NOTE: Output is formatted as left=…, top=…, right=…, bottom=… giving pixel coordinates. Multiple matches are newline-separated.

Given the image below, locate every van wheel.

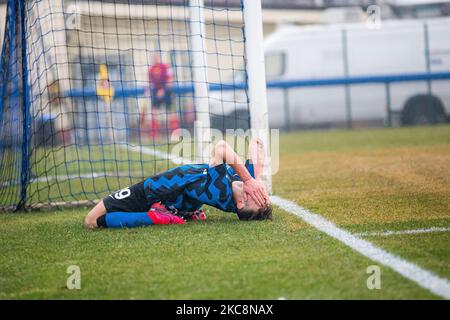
left=401, top=95, right=447, bottom=126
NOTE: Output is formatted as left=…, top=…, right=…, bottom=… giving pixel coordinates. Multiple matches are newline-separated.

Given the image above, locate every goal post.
left=189, top=0, right=211, bottom=164
left=243, top=0, right=271, bottom=192
left=0, top=0, right=271, bottom=211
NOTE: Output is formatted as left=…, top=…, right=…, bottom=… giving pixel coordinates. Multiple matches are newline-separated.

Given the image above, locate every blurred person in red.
left=149, top=53, right=173, bottom=111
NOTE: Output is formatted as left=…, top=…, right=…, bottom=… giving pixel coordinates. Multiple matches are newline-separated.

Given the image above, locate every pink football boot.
left=177, top=209, right=207, bottom=221
left=148, top=203, right=185, bottom=225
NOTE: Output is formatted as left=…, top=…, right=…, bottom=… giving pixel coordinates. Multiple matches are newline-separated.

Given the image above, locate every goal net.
left=0, top=0, right=269, bottom=211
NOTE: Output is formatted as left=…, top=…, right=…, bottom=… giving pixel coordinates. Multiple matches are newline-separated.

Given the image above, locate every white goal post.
left=190, top=0, right=212, bottom=164
left=191, top=0, right=272, bottom=191
left=243, top=0, right=272, bottom=192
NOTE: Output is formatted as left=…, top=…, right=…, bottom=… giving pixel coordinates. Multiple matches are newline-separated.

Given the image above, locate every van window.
left=265, top=52, right=285, bottom=79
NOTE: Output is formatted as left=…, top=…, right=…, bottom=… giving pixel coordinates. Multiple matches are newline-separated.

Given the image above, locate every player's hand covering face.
left=232, top=181, right=269, bottom=212
left=243, top=178, right=269, bottom=207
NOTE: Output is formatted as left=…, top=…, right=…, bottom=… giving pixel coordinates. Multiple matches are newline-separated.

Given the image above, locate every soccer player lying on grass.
left=84, top=139, right=272, bottom=229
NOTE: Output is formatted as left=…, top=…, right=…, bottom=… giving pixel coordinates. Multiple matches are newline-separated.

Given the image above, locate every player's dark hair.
left=237, top=204, right=272, bottom=221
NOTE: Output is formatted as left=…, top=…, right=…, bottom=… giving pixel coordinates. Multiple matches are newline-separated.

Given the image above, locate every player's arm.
left=211, top=140, right=268, bottom=206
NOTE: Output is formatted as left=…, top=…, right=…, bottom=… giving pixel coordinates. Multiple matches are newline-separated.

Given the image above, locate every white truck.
left=210, top=17, right=450, bottom=130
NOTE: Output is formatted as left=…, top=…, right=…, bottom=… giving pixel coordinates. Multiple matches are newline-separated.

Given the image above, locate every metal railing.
left=66, top=70, right=450, bottom=130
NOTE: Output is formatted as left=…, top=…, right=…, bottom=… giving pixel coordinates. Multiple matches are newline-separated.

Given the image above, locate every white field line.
left=270, top=196, right=450, bottom=299
left=355, top=227, right=450, bottom=237
left=1, top=171, right=142, bottom=188
left=123, top=144, right=194, bottom=165
left=124, top=144, right=450, bottom=299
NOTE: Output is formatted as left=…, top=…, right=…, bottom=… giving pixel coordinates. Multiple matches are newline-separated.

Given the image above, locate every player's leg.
left=151, top=88, right=160, bottom=109
left=84, top=200, right=151, bottom=229
left=84, top=200, right=107, bottom=229
left=85, top=182, right=151, bottom=229
left=85, top=182, right=185, bottom=229
left=164, top=87, right=172, bottom=110
left=85, top=204, right=185, bottom=230
left=247, top=138, right=265, bottom=180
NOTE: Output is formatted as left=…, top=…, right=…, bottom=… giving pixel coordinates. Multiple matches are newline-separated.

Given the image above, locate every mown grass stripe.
left=270, top=195, right=450, bottom=300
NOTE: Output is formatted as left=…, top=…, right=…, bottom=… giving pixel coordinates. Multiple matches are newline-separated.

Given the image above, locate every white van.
left=210, top=17, right=450, bottom=130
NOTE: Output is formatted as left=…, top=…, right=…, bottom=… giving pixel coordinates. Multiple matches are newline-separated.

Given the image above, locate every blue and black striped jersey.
left=143, top=163, right=251, bottom=213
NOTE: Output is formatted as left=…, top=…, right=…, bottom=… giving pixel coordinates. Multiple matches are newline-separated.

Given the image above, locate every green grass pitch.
left=0, top=125, right=449, bottom=299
